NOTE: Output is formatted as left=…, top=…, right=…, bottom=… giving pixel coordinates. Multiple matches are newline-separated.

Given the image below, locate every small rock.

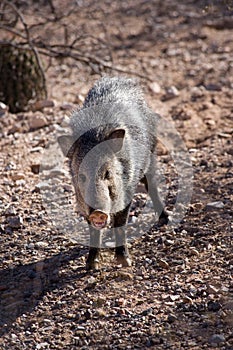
left=4, top=205, right=17, bottom=217
left=35, top=241, right=49, bottom=249
left=7, top=215, right=23, bottom=228
left=207, top=285, right=219, bottom=294
left=16, top=179, right=26, bottom=186
left=191, top=86, right=205, bottom=98
left=63, top=184, right=73, bottom=192
left=29, top=114, right=48, bottom=130
left=31, top=99, right=55, bottom=111
left=189, top=247, right=199, bottom=256
left=60, top=103, right=74, bottom=111
left=5, top=161, right=16, bottom=171
left=158, top=258, right=169, bottom=269
left=149, top=82, right=161, bottom=94
left=31, top=163, right=40, bottom=174
left=116, top=298, right=127, bottom=307
left=207, top=300, right=222, bottom=312
left=60, top=115, right=70, bottom=128
left=49, top=168, right=66, bottom=177
left=74, top=94, right=85, bottom=104
left=0, top=101, right=8, bottom=116
left=208, top=334, right=225, bottom=345
left=169, top=294, right=180, bottom=301
left=11, top=173, right=25, bottom=181
left=114, top=271, right=133, bottom=280
left=204, top=83, right=222, bottom=91
left=87, top=276, right=96, bottom=284
left=167, top=313, right=177, bottom=323
left=182, top=296, right=193, bottom=304
left=34, top=181, right=50, bottom=193
left=163, top=86, right=180, bottom=100
left=30, top=147, right=44, bottom=153
left=206, top=201, right=225, bottom=210
left=36, top=342, right=49, bottom=350
left=95, top=296, right=106, bottom=307
left=27, top=243, right=35, bottom=249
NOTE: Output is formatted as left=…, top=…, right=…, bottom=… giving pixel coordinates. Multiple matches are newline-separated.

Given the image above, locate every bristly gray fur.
left=83, top=76, right=146, bottom=109
left=70, top=76, right=159, bottom=147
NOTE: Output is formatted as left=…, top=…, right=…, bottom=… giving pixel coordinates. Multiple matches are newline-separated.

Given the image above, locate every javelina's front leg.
left=143, top=174, right=169, bottom=226
left=86, top=227, right=102, bottom=270
left=114, top=205, right=132, bottom=267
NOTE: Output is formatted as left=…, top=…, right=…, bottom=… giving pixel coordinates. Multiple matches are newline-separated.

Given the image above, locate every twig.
left=36, top=45, right=152, bottom=81
left=1, top=1, right=152, bottom=82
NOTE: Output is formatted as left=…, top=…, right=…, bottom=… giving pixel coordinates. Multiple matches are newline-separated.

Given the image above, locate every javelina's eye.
left=104, top=170, right=111, bottom=180
left=79, top=174, right=86, bottom=183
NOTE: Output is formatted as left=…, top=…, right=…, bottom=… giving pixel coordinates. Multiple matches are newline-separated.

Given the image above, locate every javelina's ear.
left=107, top=129, right=125, bottom=152
left=57, top=135, right=74, bottom=157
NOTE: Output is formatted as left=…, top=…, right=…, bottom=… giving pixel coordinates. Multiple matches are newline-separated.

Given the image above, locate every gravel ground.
left=0, top=1, right=232, bottom=349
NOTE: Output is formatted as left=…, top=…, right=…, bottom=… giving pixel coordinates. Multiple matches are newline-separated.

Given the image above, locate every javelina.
left=58, top=76, right=168, bottom=270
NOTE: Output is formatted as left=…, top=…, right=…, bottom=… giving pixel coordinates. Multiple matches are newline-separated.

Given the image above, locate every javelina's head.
left=58, top=127, right=126, bottom=230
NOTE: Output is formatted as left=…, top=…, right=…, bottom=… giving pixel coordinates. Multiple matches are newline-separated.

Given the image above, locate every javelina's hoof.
left=86, top=259, right=100, bottom=271
left=115, top=255, right=132, bottom=267
left=158, top=210, right=169, bottom=226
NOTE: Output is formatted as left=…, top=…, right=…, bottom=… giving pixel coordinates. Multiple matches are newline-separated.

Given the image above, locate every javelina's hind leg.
left=114, top=207, right=132, bottom=267
left=142, top=175, right=169, bottom=226
left=86, top=227, right=102, bottom=270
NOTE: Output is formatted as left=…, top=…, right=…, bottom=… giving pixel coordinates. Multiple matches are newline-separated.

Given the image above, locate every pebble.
left=167, top=313, right=177, bottom=323
left=35, top=241, right=49, bottom=249
left=28, top=243, right=35, bottom=249
left=163, top=86, right=180, bottom=100
left=34, top=181, right=51, bottom=192
left=31, top=163, right=40, bottom=174
left=28, top=114, right=48, bottom=130
left=4, top=205, right=17, bottom=216
left=191, top=86, right=205, bottom=98
left=30, top=147, right=44, bottom=153
left=0, top=101, right=8, bottom=116
left=206, top=201, right=225, bottom=210
left=15, top=179, right=26, bottom=186
left=207, top=285, right=219, bottom=294
left=60, top=115, right=71, bottom=128
left=36, top=342, right=50, bottom=350
left=11, top=173, right=25, bottom=181
left=31, top=99, right=55, bottom=111
left=5, top=161, right=16, bottom=171
left=158, top=258, right=169, bottom=269
left=189, top=247, right=199, bottom=256
left=149, top=81, right=161, bottom=94
left=207, top=300, right=222, bottom=312
left=87, top=276, right=96, bottom=284
left=49, top=168, right=67, bottom=177
left=74, top=94, right=85, bottom=104
left=7, top=215, right=23, bottom=228
left=204, top=83, right=222, bottom=91
left=60, top=103, right=74, bottom=111
left=208, top=334, right=225, bottom=345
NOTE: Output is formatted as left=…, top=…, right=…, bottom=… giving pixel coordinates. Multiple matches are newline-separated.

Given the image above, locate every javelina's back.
left=83, top=76, right=146, bottom=109
left=70, top=76, right=158, bottom=145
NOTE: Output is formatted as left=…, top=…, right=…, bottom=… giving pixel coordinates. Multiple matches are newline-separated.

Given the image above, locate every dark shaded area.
left=0, top=247, right=86, bottom=336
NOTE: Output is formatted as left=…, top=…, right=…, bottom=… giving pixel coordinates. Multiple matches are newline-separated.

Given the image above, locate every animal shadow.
left=0, top=247, right=87, bottom=336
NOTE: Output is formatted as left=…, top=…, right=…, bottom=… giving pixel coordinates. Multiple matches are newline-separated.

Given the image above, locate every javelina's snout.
left=88, top=210, right=109, bottom=230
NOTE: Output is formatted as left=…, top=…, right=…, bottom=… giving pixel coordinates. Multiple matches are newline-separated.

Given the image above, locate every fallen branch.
left=1, top=0, right=152, bottom=82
